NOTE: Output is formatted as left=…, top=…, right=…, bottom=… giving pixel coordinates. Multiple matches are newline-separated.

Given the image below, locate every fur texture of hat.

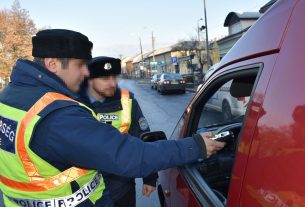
left=88, top=56, right=121, bottom=78
left=32, top=29, right=93, bottom=60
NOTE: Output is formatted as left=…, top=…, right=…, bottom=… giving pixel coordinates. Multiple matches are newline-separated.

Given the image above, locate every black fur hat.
left=88, top=56, right=121, bottom=78
left=32, top=29, right=93, bottom=60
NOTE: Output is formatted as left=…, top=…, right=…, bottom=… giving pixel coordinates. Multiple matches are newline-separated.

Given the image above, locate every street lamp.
left=197, top=18, right=206, bottom=55
left=197, top=18, right=206, bottom=77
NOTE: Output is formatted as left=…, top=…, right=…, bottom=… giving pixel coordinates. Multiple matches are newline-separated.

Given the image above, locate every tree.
left=172, top=38, right=211, bottom=72
left=211, top=40, right=220, bottom=64
left=0, top=0, right=37, bottom=79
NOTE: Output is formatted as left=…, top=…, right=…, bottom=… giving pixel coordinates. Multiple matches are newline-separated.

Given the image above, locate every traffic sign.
left=171, top=57, right=178, bottom=65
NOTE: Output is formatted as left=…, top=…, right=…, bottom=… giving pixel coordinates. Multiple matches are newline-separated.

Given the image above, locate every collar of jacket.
left=10, top=59, right=80, bottom=100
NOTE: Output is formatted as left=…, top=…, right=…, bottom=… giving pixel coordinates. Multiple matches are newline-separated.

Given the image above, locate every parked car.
left=206, top=80, right=249, bottom=121
left=197, top=63, right=220, bottom=91
left=203, top=63, right=220, bottom=82
left=158, top=1, right=305, bottom=206
left=151, top=73, right=161, bottom=89
left=196, top=64, right=248, bottom=120
left=157, top=73, right=185, bottom=94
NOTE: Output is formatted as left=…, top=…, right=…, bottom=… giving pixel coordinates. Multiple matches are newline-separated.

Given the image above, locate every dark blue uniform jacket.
left=79, top=87, right=158, bottom=201
left=0, top=60, right=205, bottom=206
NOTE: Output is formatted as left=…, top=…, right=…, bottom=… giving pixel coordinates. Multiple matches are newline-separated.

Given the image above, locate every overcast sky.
left=0, top=0, right=267, bottom=58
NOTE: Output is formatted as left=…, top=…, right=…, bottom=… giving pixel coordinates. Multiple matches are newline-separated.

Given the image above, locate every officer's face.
left=56, top=59, right=89, bottom=92
left=89, top=76, right=118, bottom=98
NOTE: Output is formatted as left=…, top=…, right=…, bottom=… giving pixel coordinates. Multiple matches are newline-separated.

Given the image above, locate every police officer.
left=80, top=56, right=158, bottom=207
left=0, top=29, right=225, bottom=207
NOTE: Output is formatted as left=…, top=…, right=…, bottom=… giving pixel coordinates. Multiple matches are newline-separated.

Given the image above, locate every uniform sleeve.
left=129, top=98, right=158, bottom=186
left=31, top=106, right=204, bottom=178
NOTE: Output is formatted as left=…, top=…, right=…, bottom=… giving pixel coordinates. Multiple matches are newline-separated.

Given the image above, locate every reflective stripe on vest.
left=8, top=173, right=102, bottom=207
left=119, top=89, right=131, bottom=134
left=0, top=92, right=95, bottom=192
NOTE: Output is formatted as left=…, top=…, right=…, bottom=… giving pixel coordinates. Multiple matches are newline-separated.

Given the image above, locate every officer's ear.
left=44, top=58, right=61, bottom=73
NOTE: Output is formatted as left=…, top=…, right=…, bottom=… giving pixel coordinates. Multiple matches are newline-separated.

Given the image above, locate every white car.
left=197, top=63, right=249, bottom=120
left=197, top=63, right=220, bottom=91
left=206, top=80, right=249, bottom=120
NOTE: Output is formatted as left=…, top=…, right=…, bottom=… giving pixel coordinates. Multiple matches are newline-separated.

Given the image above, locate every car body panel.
left=225, top=55, right=278, bottom=207
left=158, top=0, right=305, bottom=206
left=239, top=1, right=305, bottom=205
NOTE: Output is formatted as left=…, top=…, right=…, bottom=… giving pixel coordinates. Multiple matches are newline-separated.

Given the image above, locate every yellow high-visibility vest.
left=0, top=92, right=105, bottom=207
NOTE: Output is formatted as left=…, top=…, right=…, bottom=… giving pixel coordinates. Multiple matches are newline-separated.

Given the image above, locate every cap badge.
left=104, top=63, right=112, bottom=70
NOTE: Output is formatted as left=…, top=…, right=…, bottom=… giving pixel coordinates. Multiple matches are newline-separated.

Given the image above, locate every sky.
left=0, top=0, right=267, bottom=58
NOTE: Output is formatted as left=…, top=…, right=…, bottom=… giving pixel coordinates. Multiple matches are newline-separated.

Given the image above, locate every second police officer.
left=80, top=56, right=158, bottom=207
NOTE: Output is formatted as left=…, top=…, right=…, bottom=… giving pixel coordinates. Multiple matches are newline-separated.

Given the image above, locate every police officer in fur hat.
left=80, top=56, right=158, bottom=207
left=0, top=29, right=225, bottom=207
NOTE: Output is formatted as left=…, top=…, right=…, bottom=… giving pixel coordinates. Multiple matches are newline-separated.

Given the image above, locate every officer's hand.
left=200, top=132, right=226, bottom=158
left=142, top=184, right=156, bottom=197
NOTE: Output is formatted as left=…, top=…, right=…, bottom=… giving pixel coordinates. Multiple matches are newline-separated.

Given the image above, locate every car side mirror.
left=140, top=131, right=167, bottom=142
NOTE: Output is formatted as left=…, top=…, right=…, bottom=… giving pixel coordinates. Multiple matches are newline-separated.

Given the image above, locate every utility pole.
left=139, top=37, right=144, bottom=78
left=151, top=32, right=155, bottom=76
left=152, top=32, right=155, bottom=62
left=203, top=0, right=210, bottom=67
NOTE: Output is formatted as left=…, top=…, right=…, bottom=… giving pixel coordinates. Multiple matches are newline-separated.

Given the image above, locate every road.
left=118, top=79, right=194, bottom=207
left=0, top=79, right=195, bottom=207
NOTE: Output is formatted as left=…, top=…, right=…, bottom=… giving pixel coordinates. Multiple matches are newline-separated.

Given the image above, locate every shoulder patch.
left=138, top=117, right=148, bottom=131
left=0, top=115, right=18, bottom=154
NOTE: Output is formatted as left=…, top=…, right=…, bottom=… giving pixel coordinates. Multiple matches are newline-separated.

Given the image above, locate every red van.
left=158, top=0, right=305, bottom=206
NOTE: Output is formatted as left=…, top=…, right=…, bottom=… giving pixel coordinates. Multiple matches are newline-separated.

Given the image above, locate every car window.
left=198, top=80, right=250, bottom=128
left=162, top=73, right=182, bottom=80
left=187, top=66, right=261, bottom=205
left=169, top=73, right=182, bottom=80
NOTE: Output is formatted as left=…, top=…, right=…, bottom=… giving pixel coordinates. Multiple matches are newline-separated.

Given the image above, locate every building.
left=121, top=56, right=133, bottom=78
left=217, top=12, right=261, bottom=59
left=143, top=41, right=208, bottom=76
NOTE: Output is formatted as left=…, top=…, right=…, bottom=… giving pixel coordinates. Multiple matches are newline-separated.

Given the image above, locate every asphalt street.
left=118, top=79, right=195, bottom=207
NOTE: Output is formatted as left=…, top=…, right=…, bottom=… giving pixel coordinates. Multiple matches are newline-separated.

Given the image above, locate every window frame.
left=178, top=63, right=263, bottom=206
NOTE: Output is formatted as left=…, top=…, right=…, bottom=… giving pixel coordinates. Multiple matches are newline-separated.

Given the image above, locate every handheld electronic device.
left=211, top=131, right=234, bottom=142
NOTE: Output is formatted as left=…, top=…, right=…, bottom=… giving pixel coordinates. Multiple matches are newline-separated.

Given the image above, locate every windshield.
left=163, top=73, right=183, bottom=80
